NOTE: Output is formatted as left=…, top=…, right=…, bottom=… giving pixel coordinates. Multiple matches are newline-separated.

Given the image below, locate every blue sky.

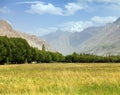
left=0, top=0, right=120, bottom=36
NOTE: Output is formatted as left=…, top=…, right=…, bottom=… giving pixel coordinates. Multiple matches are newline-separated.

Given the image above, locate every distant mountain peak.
left=42, top=17, right=120, bottom=55
left=0, top=19, right=54, bottom=52
left=0, top=19, right=12, bottom=31
left=114, top=17, right=120, bottom=24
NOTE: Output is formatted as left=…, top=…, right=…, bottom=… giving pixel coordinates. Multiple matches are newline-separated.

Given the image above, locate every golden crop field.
left=0, top=63, right=120, bottom=95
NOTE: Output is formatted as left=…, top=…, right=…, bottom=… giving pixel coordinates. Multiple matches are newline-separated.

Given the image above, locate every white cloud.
left=57, top=16, right=117, bottom=32
left=18, top=1, right=85, bottom=16
left=32, top=21, right=93, bottom=36
left=64, top=3, right=84, bottom=16
left=0, top=7, right=10, bottom=14
left=26, top=2, right=63, bottom=15
left=16, top=0, right=120, bottom=17
left=35, top=21, right=91, bottom=35
left=91, top=16, right=117, bottom=25
left=34, top=16, right=118, bottom=36
left=58, top=21, right=93, bottom=32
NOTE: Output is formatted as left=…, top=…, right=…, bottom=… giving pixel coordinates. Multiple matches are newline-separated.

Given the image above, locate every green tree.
left=42, top=44, right=45, bottom=51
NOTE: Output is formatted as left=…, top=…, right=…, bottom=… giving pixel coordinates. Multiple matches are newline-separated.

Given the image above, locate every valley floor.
left=0, top=63, right=120, bottom=95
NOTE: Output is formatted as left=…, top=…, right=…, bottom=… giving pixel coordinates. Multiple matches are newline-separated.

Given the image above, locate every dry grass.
left=0, top=63, right=120, bottom=95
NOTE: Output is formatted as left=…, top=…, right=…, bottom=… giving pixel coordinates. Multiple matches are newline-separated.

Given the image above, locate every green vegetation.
left=65, top=52, right=120, bottom=63
left=0, top=63, right=120, bottom=95
left=0, top=36, right=120, bottom=95
left=0, top=36, right=30, bottom=64
left=0, top=36, right=64, bottom=64
left=1, top=36, right=120, bottom=65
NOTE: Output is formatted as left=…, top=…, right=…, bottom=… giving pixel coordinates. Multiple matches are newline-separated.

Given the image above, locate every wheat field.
left=0, top=63, right=120, bottom=95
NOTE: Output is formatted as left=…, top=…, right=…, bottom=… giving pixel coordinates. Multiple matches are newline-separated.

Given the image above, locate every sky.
left=0, top=0, right=120, bottom=36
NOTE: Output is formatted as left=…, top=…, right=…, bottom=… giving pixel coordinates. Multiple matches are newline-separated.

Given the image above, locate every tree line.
left=65, top=52, right=120, bottom=63
left=0, top=36, right=64, bottom=65
left=0, top=36, right=120, bottom=65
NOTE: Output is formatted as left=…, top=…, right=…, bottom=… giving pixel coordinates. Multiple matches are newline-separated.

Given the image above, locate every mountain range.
left=42, top=17, right=120, bottom=55
left=1, top=18, right=120, bottom=56
left=0, top=20, right=54, bottom=52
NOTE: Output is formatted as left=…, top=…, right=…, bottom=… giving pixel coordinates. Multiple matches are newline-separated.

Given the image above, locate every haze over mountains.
left=42, top=17, right=120, bottom=55
left=1, top=17, right=120, bottom=56
left=0, top=20, right=54, bottom=52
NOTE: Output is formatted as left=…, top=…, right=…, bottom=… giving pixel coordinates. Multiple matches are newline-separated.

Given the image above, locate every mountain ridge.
left=78, top=17, right=120, bottom=55
left=0, top=19, right=54, bottom=52
left=42, top=17, right=120, bottom=55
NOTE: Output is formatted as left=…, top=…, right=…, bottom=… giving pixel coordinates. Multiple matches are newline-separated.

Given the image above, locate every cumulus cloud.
left=18, top=1, right=85, bottom=16
left=0, top=6, right=10, bottom=14
left=91, top=16, right=117, bottom=25
left=64, top=3, right=84, bottom=16
left=36, top=21, right=93, bottom=35
left=35, top=16, right=118, bottom=35
left=58, top=21, right=93, bottom=32
left=33, top=21, right=94, bottom=36
left=26, top=2, right=63, bottom=15
left=57, top=16, right=117, bottom=32
left=42, top=16, right=118, bottom=34
left=17, top=1, right=62, bottom=15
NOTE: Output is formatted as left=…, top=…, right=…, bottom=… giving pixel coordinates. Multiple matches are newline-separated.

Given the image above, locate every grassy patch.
left=0, top=63, right=120, bottom=95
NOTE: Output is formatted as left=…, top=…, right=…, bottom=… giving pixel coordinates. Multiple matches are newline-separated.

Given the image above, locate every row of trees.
left=65, top=52, right=120, bottom=63
left=1, top=36, right=120, bottom=65
left=0, top=36, right=64, bottom=64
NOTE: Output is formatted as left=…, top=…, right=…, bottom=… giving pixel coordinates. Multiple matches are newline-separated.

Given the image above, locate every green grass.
left=0, top=63, right=120, bottom=95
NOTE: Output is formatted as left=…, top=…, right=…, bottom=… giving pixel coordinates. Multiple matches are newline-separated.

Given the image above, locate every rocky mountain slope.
left=42, top=17, right=120, bottom=55
left=41, top=31, right=73, bottom=54
left=42, top=27, right=102, bottom=55
left=0, top=20, right=54, bottom=51
left=78, top=18, right=120, bottom=55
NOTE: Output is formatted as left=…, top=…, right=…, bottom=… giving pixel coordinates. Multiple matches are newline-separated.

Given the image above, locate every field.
left=0, top=63, right=120, bottom=95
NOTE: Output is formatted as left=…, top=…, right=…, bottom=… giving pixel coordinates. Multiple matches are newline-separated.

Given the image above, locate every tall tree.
left=42, top=44, right=45, bottom=52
